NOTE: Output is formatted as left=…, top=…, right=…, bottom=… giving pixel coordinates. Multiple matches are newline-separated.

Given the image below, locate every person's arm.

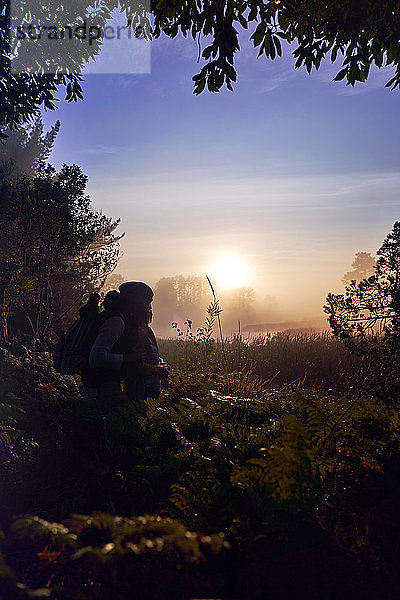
left=89, top=316, right=125, bottom=371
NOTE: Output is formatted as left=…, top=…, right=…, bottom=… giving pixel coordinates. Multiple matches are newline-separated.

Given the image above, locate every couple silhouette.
left=81, top=281, right=170, bottom=409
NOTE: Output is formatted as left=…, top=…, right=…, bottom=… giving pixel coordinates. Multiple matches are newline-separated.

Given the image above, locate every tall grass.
left=159, top=331, right=377, bottom=394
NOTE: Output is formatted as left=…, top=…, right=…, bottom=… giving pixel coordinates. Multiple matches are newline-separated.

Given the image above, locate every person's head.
left=103, top=290, right=121, bottom=313
left=88, top=292, right=101, bottom=305
left=79, top=292, right=100, bottom=319
left=118, top=282, right=154, bottom=326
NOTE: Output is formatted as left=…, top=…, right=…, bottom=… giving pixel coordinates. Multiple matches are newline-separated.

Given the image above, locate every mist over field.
left=44, top=33, right=399, bottom=338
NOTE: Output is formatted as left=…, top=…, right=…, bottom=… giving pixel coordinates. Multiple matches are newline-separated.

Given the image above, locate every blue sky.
left=43, top=30, right=400, bottom=319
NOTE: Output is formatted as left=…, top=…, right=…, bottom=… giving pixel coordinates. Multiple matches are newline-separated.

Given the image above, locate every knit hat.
left=118, top=281, right=154, bottom=304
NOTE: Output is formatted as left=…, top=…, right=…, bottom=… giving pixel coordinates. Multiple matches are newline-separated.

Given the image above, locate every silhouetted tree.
left=342, top=252, right=376, bottom=286
left=153, top=276, right=258, bottom=336
left=221, top=286, right=256, bottom=332
left=174, top=275, right=209, bottom=309
left=101, top=272, right=126, bottom=295
left=326, top=226, right=400, bottom=342
left=0, top=163, right=123, bottom=346
left=152, top=276, right=210, bottom=334
left=222, top=286, right=255, bottom=311
left=153, top=278, right=178, bottom=333
left=0, top=117, right=60, bottom=179
left=325, top=222, right=400, bottom=397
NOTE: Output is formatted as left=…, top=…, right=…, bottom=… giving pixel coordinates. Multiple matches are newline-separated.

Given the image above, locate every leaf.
left=273, top=35, right=282, bottom=57
left=251, top=22, right=267, bottom=47
left=333, top=68, right=348, bottom=81
left=385, top=74, right=399, bottom=89
left=193, top=77, right=206, bottom=95
left=238, top=14, right=248, bottom=29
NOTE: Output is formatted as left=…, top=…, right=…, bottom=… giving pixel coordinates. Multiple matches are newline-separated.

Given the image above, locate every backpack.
left=53, top=293, right=101, bottom=375
left=53, top=318, right=100, bottom=375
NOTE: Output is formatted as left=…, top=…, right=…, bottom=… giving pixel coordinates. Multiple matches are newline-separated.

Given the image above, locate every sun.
left=209, top=255, right=250, bottom=289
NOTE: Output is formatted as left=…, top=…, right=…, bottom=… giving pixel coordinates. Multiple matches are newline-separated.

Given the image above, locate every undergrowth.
left=1, top=347, right=400, bottom=597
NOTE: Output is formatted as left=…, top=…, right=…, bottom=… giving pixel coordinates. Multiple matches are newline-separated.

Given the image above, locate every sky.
left=43, top=26, right=400, bottom=321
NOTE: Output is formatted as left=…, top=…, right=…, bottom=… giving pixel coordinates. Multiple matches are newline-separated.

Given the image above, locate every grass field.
left=159, top=331, right=377, bottom=394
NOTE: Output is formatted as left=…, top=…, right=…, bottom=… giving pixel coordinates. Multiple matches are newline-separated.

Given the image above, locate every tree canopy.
left=325, top=222, right=400, bottom=347
left=342, top=252, right=376, bottom=286
left=1, top=0, right=400, bottom=132
left=325, top=223, right=400, bottom=398
left=0, top=154, right=123, bottom=346
left=154, top=0, right=400, bottom=94
left=0, top=117, right=60, bottom=178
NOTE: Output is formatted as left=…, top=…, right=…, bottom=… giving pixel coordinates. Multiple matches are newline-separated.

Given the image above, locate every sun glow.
left=210, top=255, right=250, bottom=289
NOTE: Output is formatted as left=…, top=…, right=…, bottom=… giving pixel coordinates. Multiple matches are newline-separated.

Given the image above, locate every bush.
left=2, top=347, right=400, bottom=597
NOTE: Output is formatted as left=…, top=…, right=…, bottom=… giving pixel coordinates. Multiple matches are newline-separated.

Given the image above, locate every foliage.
left=0, top=161, right=123, bottom=346
left=2, top=244, right=400, bottom=595
left=325, top=222, right=400, bottom=399
left=172, top=298, right=222, bottom=373
left=100, top=272, right=126, bottom=296
left=0, top=117, right=60, bottom=179
left=0, top=0, right=149, bottom=135
left=1, top=345, right=400, bottom=596
left=153, top=0, right=400, bottom=94
left=326, top=222, right=400, bottom=340
left=2, top=0, right=400, bottom=131
left=0, top=513, right=228, bottom=599
left=195, top=299, right=222, bottom=371
left=342, top=252, right=376, bottom=286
